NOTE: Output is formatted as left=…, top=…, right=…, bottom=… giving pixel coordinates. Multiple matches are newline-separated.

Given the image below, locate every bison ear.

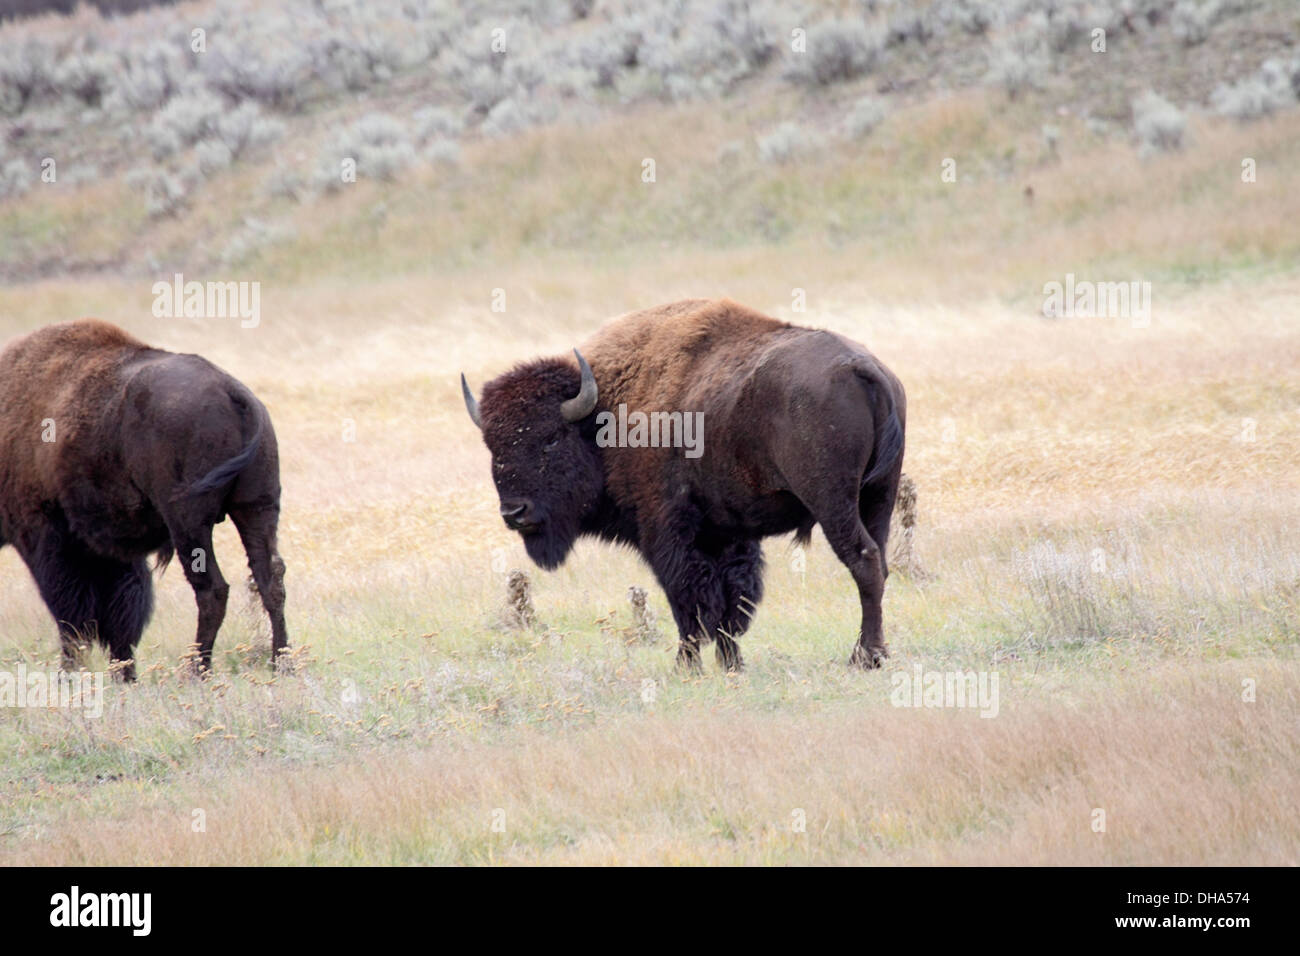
left=561, top=349, right=598, bottom=422
left=461, top=373, right=482, bottom=430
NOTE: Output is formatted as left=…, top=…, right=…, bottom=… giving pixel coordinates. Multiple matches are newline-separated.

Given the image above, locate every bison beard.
left=0, top=319, right=289, bottom=678
left=463, top=298, right=906, bottom=671
left=523, top=514, right=580, bottom=571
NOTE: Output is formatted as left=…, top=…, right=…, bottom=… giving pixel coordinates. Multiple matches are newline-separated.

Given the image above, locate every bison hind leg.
left=162, top=520, right=229, bottom=675
left=797, top=492, right=889, bottom=669
left=230, top=505, right=289, bottom=669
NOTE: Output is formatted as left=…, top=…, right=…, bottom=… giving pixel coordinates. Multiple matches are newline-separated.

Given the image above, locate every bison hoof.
left=849, top=644, right=888, bottom=670
left=715, top=646, right=744, bottom=673
left=675, top=647, right=703, bottom=674
left=109, top=659, right=137, bottom=683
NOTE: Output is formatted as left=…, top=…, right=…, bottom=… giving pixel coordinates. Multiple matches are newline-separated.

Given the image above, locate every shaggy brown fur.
left=464, top=298, right=906, bottom=670
left=0, top=319, right=288, bottom=678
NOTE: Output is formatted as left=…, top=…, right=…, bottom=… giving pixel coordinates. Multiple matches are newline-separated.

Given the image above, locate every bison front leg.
left=654, top=545, right=761, bottom=674
left=21, top=518, right=148, bottom=680
left=90, top=557, right=152, bottom=682
left=713, top=540, right=764, bottom=673
left=20, top=520, right=93, bottom=667
left=653, top=550, right=726, bottom=675
left=666, top=578, right=716, bottom=674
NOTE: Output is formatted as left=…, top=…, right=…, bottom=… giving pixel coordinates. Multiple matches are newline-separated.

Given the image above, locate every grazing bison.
left=461, top=298, right=905, bottom=670
left=0, top=319, right=288, bottom=679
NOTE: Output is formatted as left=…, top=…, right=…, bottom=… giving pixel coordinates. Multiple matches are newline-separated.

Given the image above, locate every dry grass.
left=3, top=660, right=1295, bottom=865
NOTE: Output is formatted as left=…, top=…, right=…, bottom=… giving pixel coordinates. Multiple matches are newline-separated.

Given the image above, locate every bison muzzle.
left=462, top=298, right=905, bottom=671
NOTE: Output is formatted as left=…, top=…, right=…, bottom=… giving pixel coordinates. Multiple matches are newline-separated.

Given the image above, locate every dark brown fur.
left=0, top=319, right=288, bottom=678
left=468, top=299, right=906, bottom=670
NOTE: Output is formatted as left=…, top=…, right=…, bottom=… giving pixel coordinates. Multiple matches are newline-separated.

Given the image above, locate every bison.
left=0, top=319, right=288, bottom=679
left=461, top=298, right=905, bottom=670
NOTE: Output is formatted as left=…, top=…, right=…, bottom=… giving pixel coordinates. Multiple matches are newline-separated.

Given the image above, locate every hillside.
left=1, top=0, right=1298, bottom=285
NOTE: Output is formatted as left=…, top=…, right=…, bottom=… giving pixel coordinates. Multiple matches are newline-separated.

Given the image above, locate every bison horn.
left=561, top=349, right=598, bottom=422
left=461, top=373, right=482, bottom=430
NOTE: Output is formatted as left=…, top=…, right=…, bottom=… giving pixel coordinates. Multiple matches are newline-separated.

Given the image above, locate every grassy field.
left=1, top=1, right=1299, bottom=865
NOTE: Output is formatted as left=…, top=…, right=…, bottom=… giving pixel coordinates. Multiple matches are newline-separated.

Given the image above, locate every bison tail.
left=154, top=542, right=175, bottom=572
left=854, top=361, right=904, bottom=488
left=188, top=399, right=263, bottom=497
left=793, top=517, right=815, bottom=547
left=864, top=405, right=903, bottom=487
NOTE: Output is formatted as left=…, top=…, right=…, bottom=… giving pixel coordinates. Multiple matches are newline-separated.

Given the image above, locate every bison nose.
left=500, top=500, right=533, bottom=530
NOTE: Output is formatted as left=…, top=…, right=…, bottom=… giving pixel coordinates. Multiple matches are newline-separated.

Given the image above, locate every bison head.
left=462, top=351, right=603, bottom=570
